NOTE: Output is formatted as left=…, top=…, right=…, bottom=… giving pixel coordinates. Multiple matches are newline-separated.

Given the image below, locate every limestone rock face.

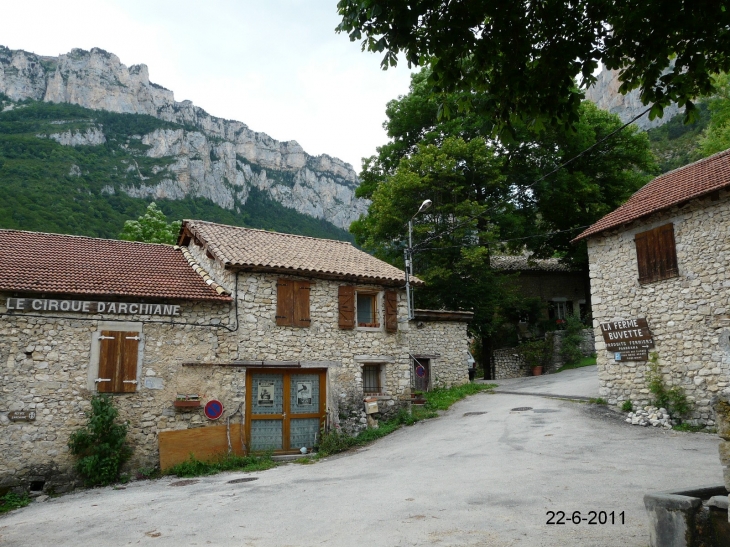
left=584, top=67, right=681, bottom=131
left=0, top=46, right=368, bottom=229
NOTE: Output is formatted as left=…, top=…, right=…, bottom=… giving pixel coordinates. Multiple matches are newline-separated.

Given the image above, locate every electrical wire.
left=411, top=106, right=652, bottom=252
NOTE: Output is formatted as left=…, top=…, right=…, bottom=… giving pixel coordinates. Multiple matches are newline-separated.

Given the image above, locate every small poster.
left=297, top=381, right=312, bottom=406
left=257, top=380, right=275, bottom=407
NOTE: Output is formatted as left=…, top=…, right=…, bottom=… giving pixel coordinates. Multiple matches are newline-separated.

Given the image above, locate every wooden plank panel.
left=98, top=331, right=120, bottom=393
left=276, top=280, right=293, bottom=326
left=158, top=425, right=245, bottom=471
left=121, top=332, right=139, bottom=393
left=384, top=290, right=398, bottom=333
left=338, top=286, right=355, bottom=329
left=293, top=281, right=311, bottom=328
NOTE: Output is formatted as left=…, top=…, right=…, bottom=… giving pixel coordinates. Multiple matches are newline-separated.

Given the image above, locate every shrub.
left=166, top=453, right=275, bottom=478
left=560, top=314, right=585, bottom=366
left=621, top=400, right=633, bottom=412
left=646, top=352, right=691, bottom=420
left=0, top=492, right=31, bottom=514
left=518, top=340, right=551, bottom=369
left=68, top=395, right=132, bottom=487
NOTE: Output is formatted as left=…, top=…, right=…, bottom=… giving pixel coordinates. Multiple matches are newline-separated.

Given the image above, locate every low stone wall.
left=493, top=348, right=530, bottom=379
left=494, top=328, right=595, bottom=379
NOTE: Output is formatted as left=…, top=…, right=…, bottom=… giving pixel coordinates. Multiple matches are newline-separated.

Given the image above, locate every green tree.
left=337, top=0, right=730, bottom=133
left=699, top=73, right=730, bottom=157
left=119, top=202, right=182, bottom=244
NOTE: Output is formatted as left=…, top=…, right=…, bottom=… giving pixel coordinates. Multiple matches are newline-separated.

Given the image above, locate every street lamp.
left=405, top=199, right=432, bottom=320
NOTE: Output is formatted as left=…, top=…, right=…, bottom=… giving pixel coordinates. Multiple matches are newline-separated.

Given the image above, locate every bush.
left=560, top=314, right=585, bottom=366
left=621, top=400, right=633, bottom=412
left=646, top=352, right=691, bottom=420
left=0, top=492, right=31, bottom=514
left=68, top=395, right=132, bottom=487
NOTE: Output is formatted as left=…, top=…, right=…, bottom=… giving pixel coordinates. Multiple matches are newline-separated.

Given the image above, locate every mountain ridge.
left=0, top=45, right=368, bottom=230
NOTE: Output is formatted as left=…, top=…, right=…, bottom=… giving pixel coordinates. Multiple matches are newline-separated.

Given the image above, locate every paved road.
left=489, top=365, right=600, bottom=399
left=0, top=391, right=721, bottom=547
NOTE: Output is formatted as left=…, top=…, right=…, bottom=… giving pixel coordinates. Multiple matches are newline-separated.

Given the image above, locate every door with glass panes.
left=245, top=369, right=326, bottom=454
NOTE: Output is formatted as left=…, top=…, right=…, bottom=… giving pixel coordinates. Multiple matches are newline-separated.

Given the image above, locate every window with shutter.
left=97, top=331, right=139, bottom=393
left=384, top=290, right=398, bottom=333
left=635, top=223, right=679, bottom=284
left=276, top=279, right=311, bottom=328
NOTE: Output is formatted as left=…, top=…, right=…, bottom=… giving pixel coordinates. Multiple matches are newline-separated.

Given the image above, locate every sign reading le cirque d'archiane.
left=5, top=297, right=181, bottom=316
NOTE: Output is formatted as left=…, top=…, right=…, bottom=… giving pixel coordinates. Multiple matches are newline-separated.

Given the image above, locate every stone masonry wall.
left=407, top=320, right=470, bottom=388
left=185, top=242, right=414, bottom=432
left=0, top=297, right=237, bottom=494
left=493, top=348, right=530, bottom=379
left=587, top=190, right=730, bottom=425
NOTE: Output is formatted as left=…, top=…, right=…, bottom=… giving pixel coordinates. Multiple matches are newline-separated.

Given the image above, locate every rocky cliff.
left=0, top=46, right=367, bottom=230
left=584, top=66, right=680, bottom=131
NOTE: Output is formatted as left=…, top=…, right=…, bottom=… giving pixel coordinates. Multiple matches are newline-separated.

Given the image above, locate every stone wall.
left=587, top=190, right=730, bottom=425
left=547, top=329, right=596, bottom=371
left=713, top=395, right=730, bottom=494
left=407, top=320, right=470, bottom=388
left=493, top=349, right=530, bottom=379
left=0, top=298, right=237, bottom=494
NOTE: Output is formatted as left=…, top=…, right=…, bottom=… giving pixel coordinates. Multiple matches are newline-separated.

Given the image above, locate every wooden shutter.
left=635, top=223, right=678, bottom=284
left=276, top=279, right=293, bottom=326
left=98, top=331, right=139, bottom=393
left=121, top=332, right=140, bottom=393
left=384, top=290, right=398, bottom=333
left=97, top=330, right=120, bottom=393
left=338, top=286, right=355, bottom=329
left=293, top=281, right=311, bottom=327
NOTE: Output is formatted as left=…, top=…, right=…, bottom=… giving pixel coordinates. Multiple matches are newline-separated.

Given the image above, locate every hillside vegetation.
left=0, top=97, right=353, bottom=242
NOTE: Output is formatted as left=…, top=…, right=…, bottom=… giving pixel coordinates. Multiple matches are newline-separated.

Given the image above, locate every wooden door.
left=245, top=369, right=326, bottom=454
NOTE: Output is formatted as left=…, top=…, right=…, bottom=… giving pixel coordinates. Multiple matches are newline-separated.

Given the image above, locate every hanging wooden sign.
left=8, top=410, right=36, bottom=421
left=600, top=318, right=654, bottom=361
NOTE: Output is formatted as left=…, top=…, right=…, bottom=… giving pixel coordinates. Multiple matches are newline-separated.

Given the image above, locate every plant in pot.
left=518, top=339, right=551, bottom=376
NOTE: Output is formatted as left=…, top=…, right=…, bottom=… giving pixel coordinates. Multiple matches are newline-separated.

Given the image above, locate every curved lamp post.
left=405, top=199, right=432, bottom=320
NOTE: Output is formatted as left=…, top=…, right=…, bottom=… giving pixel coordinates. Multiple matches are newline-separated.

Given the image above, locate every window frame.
left=362, top=363, right=385, bottom=395
left=355, top=291, right=380, bottom=329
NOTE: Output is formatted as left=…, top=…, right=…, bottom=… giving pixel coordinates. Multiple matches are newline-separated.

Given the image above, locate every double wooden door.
left=245, top=369, right=326, bottom=454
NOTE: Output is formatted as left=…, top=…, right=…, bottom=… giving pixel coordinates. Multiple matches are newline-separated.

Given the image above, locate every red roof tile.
left=574, top=148, right=730, bottom=241
left=181, top=220, right=418, bottom=286
left=0, top=230, right=231, bottom=301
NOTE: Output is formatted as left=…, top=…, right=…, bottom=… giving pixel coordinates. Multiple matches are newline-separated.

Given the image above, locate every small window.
left=635, top=223, right=679, bottom=284
left=96, top=331, right=139, bottom=393
left=357, top=293, right=379, bottom=327
left=362, top=364, right=383, bottom=394
left=548, top=301, right=573, bottom=321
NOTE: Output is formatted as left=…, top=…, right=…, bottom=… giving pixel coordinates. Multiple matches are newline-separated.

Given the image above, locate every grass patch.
left=0, top=492, right=31, bottom=514
left=317, top=383, right=496, bottom=458
left=165, top=452, right=277, bottom=478
left=556, top=355, right=597, bottom=373
left=672, top=423, right=707, bottom=433
left=588, top=397, right=608, bottom=405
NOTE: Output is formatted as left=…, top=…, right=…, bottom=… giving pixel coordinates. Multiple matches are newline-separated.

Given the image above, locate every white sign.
left=6, top=298, right=181, bottom=316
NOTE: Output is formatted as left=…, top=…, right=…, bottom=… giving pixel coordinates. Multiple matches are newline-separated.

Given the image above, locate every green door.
left=246, top=369, right=326, bottom=454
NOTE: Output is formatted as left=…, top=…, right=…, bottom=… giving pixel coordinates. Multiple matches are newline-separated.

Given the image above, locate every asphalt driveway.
left=0, top=390, right=721, bottom=547
left=488, top=365, right=600, bottom=399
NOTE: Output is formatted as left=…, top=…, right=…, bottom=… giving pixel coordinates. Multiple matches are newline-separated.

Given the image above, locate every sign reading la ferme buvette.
left=5, top=297, right=181, bottom=316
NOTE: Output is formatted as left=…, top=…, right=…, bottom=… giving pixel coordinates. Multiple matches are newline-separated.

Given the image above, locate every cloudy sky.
left=0, top=0, right=414, bottom=171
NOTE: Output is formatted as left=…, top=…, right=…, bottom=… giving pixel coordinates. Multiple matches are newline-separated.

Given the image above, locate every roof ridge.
left=645, top=147, right=730, bottom=184
left=185, top=219, right=354, bottom=246
left=0, top=228, right=176, bottom=249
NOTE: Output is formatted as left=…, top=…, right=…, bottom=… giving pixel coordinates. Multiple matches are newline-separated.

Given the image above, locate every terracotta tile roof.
left=0, top=229, right=231, bottom=301
left=574, top=148, right=730, bottom=241
left=181, top=220, right=417, bottom=286
left=490, top=255, right=575, bottom=272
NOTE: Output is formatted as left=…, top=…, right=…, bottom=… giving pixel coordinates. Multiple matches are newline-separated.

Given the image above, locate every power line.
left=415, top=224, right=590, bottom=251
left=411, top=106, right=652, bottom=251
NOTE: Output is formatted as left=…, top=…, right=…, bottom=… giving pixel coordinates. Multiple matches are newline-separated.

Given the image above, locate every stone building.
left=1, top=221, right=471, bottom=493
left=574, top=149, right=730, bottom=425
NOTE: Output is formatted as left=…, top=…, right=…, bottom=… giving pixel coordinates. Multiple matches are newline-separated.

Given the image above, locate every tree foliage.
left=119, top=202, right=181, bottom=245
left=337, top=0, right=730, bottom=133
left=699, top=73, right=730, bottom=157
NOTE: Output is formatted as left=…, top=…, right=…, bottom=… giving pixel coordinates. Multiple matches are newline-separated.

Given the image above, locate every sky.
left=0, top=0, right=415, bottom=172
